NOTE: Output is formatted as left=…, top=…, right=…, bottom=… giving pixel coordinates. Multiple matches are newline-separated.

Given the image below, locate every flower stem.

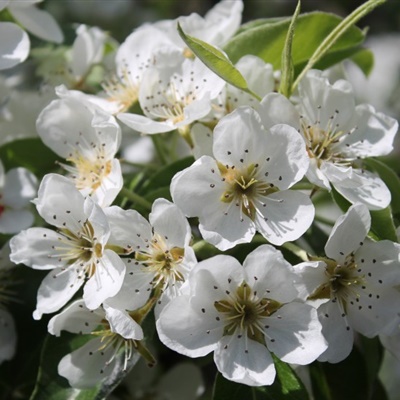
left=120, top=187, right=152, bottom=210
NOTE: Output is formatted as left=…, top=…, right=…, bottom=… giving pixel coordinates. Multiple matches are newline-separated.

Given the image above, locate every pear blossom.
left=259, top=70, right=397, bottom=210
left=294, top=204, right=400, bottom=363
left=103, top=198, right=197, bottom=316
left=36, top=96, right=122, bottom=207
left=156, top=245, right=327, bottom=386
left=118, top=58, right=225, bottom=136
left=9, top=174, right=128, bottom=319
left=0, top=159, right=37, bottom=234
left=0, top=243, right=17, bottom=365
left=171, top=106, right=314, bottom=250
left=48, top=299, right=142, bottom=388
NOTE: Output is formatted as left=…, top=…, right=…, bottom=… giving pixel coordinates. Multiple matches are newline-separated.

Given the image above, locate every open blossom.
left=171, top=106, right=314, bottom=250
left=118, top=58, right=225, bottom=136
left=157, top=245, right=327, bottom=386
left=259, top=70, right=397, bottom=210
left=48, top=299, right=142, bottom=388
left=10, top=174, right=128, bottom=319
left=36, top=96, right=122, bottom=207
left=0, top=159, right=37, bottom=234
left=294, top=204, right=400, bottom=363
left=103, top=198, right=197, bottom=316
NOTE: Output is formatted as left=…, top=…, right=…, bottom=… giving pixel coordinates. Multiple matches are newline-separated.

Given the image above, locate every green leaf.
left=177, top=23, right=260, bottom=100
left=0, top=138, right=60, bottom=177
left=138, top=156, right=194, bottom=196
left=212, top=373, right=254, bottom=400
left=309, top=362, right=333, bottom=400
left=364, top=158, right=400, bottom=215
left=256, top=356, right=310, bottom=400
left=349, top=48, right=374, bottom=76
left=293, top=0, right=385, bottom=89
left=279, top=1, right=301, bottom=98
left=370, top=207, right=397, bottom=241
left=224, top=12, right=366, bottom=70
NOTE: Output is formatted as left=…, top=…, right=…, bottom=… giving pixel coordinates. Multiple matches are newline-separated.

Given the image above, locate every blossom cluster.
left=2, top=0, right=400, bottom=397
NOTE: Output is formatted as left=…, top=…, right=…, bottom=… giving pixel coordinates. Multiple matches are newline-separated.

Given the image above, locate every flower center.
left=214, top=282, right=281, bottom=344
left=308, top=256, right=366, bottom=309
left=218, top=163, right=277, bottom=220
left=102, top=67, right=139, bottom=113
left=300, top=110, right=354, bottom=167
left=62, top=151, right=112, bottom=193
left=135, top=233, right=185, bottom=289
left=52, top=220, right=103, bottom=278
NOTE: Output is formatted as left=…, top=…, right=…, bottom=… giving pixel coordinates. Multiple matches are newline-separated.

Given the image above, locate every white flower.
left=118, top=58, right=225, bottom=135
left=10, top=174, right=127, bottom=318
left=294, top=203, right=400, bottom=363
left=0, top=22, right=29, bottom=70
left=36, top=96, right=122, bottom=207
left=48, top=299, right=142, bottom=388
left=258, top=70, right=397, bottom=210
left=0, top=159, right=37, bottom=234
left=171, top=106, right=314, bottom=250
left=156, top=245, right=327, bottom=386
left=104, top=198, right=197, bottom=316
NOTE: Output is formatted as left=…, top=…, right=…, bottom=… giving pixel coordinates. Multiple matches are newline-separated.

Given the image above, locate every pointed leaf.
left=177, top=23, right=259, bottom=98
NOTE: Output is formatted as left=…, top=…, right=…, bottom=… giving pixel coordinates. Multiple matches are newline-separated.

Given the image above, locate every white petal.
left=0, top=1, right=10, bottom=12
left=9, top=4, right=63, bottom=43
left=83, top=250, right=125, bottom=310
left=0, top=209, right=34, bottom=234
left=213, top=106, right=267, bottom=167
left=243, top=244, right=299, bottom=303
left=255, top=190, right=315, bottom=246
left=150, top=198, right=192, bottom=248
left=156, top=295, right=224, bottom=357
left=34, top=174, right=86, bottom=229
left=58, top=337, right=118, bottom=388
left=117, top=112, right=173, bottom=134
left=170, top=156, right=226, bottom=218
left=105, top=260, right=153, bottom=311
left=266, top=302, right=327, bottom=365
left=325, top=204, right=370, bottom=264
left=103, top=206, right=152, bottom=251
left=191, top=123, right=214, bottom=159
left=214, top=334, right=275, bottom=386
left=180, top=96, right=212, bottom=126
left=340, top=104, right=398, bottom=157
left=333, top=169, right=391, bottom=210
left=259, top=92, right=300, bottom=130
left=316, top=301, right=354, bottom=363
left=36, top=98, right=120, bottom=159
left=34, top=267, right=83, bottom=319
left=0, top=309, right=16, bottom=363
left=104, top=304, right=143, bottom=340
left=262, top=124, right=309, bottom=190
left=48, top=299, right=104, bottom=336
left=0, top=22, right=29, bottom=70
left=71, top=25, right=105, bottom=78
left=2, top=167, right=37, bottom=208
left=10, top=228, right=67, bottom=270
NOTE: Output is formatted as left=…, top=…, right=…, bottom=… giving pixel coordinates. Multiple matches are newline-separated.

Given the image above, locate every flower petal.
left=0, top=22, right=29, bottom=70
